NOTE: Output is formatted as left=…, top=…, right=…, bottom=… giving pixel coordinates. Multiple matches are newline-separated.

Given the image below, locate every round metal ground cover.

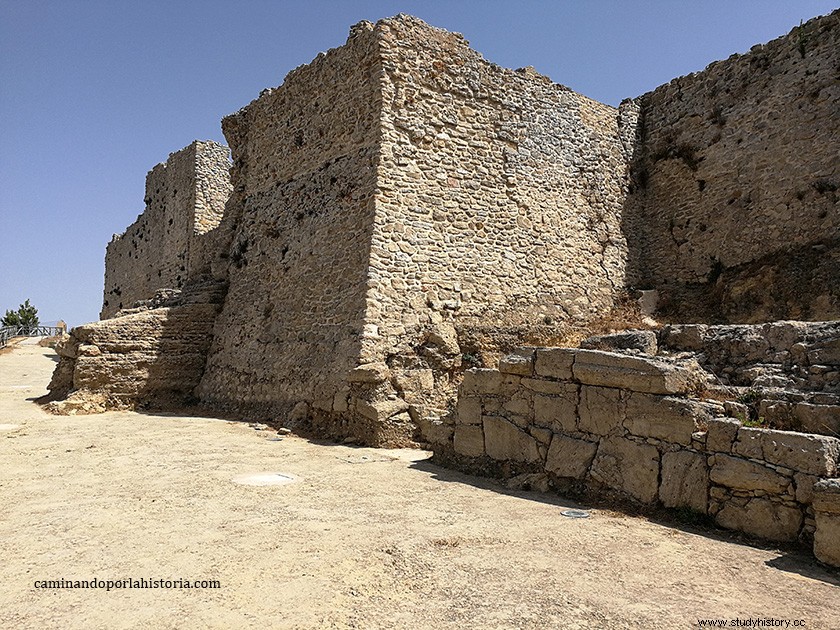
left=231, top=472, right=298, bottom=487
left=560, top=509, right=590, bottom=519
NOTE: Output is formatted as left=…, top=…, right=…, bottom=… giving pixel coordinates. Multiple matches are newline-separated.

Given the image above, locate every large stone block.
left=499, top=349, right=535, bottom=376
left=534, top=348, right=575, bottom=380
left=454, top=424, right=484, bottom=457
left=483, top=416, right=541, bottom=463
left=460, top=369, right=503, bottom=396
left=624, top=393, right=702, bottom=445
left=578, top=386, right=624, bottom=436
left=590, top=437, right=660, bottom=504
left=355, top=398, right=409, bottom=421
left=813, top=480, right=840, bottom=567
left=532, top=385, right=578, bottom=433
left=706, top=417, right=741, bottom=452
left=544, top=435, right=597, bottom=479
left=715, top=498, right=803, bottom=542
left=572, top=349, right=696, bottom=395
left=456, top=396, right=482, bottom=425
left=580, top=330, right=658, bottom=355
left=659, top=451, right=708, bottom=513
left=795, top=403, right=840, bottom=436
left=709, top=455, right=790, bottom=494
left=760, top=431, right=840, bottom=477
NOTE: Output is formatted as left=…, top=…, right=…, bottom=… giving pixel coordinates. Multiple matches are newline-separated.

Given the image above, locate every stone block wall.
left=101, top=140, right=231, bottom=318
left=436, top=347, right=840, bottom=565
left=624, top=11, right=840, bottom=322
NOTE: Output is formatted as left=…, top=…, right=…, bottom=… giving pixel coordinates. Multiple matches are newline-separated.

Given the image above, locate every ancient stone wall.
left=437, top=345, right=840, bottom=565
left=101, top=141, right=231, bottom=318
left=624, top=11, right=840, bottom=322
left=194, top=23, right=384, bottom=425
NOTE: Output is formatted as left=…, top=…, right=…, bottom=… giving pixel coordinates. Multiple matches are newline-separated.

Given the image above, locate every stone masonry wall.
left=624, top=11, right=840, bottom=322
left=437, top=347, right=840, bottom=565
left=101, top=141, right=231, bottom=319
left=194, top=23, right=384, bottom=434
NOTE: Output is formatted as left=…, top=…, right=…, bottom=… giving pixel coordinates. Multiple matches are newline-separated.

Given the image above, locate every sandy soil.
left=1, top=342, right=838, bottom=629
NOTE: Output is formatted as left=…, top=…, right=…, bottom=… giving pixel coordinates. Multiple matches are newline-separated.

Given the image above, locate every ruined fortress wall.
left=195, top=24, right=384, bottom=413
left=369, top=16, right=630, bottom=361
left=101, top=141, right=231, bottom=319
left=625, top=11, right=840, bottom=322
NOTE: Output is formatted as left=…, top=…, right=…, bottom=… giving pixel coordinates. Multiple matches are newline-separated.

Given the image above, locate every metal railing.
left=0, top=325, right=64, bottom=349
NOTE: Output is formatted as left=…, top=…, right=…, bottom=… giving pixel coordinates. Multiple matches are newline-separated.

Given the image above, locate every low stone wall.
left=434, top=347, right=840, bottom=566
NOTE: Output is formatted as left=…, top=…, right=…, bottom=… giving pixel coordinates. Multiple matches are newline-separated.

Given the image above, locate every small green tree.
left=2, top=299, right=40, bottom=333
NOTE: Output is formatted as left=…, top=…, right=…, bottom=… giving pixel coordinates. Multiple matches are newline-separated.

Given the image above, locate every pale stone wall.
left=624, top=10, right=840, bottom=322
left=194, top=23, right=384, bottom=424
left=101, top=141, right=231, bottom=318
left=440, top=346, right=840, bottom=565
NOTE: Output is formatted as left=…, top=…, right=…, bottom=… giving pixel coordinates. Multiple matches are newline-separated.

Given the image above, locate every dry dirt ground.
left=1, top=341, right=838, bottom=629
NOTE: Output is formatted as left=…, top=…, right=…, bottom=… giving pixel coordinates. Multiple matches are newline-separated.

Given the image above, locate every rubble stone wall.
left=194, top=24, right=384, bottom=426
left=624, top=12, right=840, bottom=322
left=101, top=141, right=231, bottom=319
left=436, top=347, right=840, bottom=565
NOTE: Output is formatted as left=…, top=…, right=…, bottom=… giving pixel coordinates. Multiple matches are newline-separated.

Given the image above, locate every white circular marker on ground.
left=0, top=424, right=21, bottom=431
left=231, top=472, right=298, bottom=486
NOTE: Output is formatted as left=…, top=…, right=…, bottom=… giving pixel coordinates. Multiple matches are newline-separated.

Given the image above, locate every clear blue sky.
left=1, top=0, right=836, bottom=327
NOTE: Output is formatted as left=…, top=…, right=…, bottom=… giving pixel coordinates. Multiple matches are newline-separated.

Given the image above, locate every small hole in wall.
left=697, top=180, right=706, bottom=192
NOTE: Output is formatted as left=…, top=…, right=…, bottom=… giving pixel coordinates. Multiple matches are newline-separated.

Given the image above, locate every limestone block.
left=532, top=385, right=578, bottom=433
left=659, top=451, right=709, bottom=513
left=347, top=362, right=390, bottom=383
left=794, top=472, right=819, bottom=505
left=460, top=369, right=503, bottom=396
left=578, top=386, right=624, bottom=437
left=425, top=419, right=454, bottom=446
left=709, top=455, right=790, bottom=494
left=580, top=330, right=658, bottom=355
left=503, top=393, right=531, bottom=418
left=355, top=398, right=409, bottom=421
left=732, top=427, right=766, bottom=459
left=499, top=349, right=535, bottom=376
left=760, top=431, right=840, bottom=477
left=590, top=437, right=660, bottom=504
left=572, top=349, right=695, bottom=395
left=624, top=393, right=701, bottom=446
left=813, top=511, right=840, bottom=568
left=456, top=396, right=482, bottom=425
left=521, top=378, right=575, bottom=395
left=715, top=498, right=803, bottom=542
left=534, top=348, right=575, bottom=380
left=454, top=425, right=484, bottom=458
left=706, top=417, right=741, bottom=452
left=813, top=479, right=840, bottom=515
left=544, top=435, right=597, bottom=479
left=795, top=403, right=840, bottom=436
left=483, top=416, right=541, bottom=463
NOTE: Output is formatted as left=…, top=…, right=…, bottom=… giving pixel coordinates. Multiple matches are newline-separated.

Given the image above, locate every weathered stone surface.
left=590, top=437, right=660, bottom=504
left=534, top=348, right=576, bottom=380
left=356, top=398, right=410, bottom=421
left=532, top=388, right=578, bottom=434
left=483, top=416, right=541, bottom=463
left=760, top=431, right=840, bottom=477
left=710, top=455, right=790, bottom=494
left=706, top=417, right=741, bottom=452
left=813, top=512, right=840, bottom=568
left=812, top=479, right=840, bottom=515
left=499, top=350, right=535, bottom=376
left=461, top=370, right=504, bottom=396
left=659, top=451, right=708, bottom=513
left=795, top=403, right=840, bottom=436
left=794, top=472, right=819, bottom=505
left=578, top=386, right=624, bottom=436
left=572, top=350, right=696, bottom=395
left=456, top=396, right=482, bottom=425
left=732, top=427, right=766, bottom=459
left=624, top=393, right=702, bottom=445
left=454, top=424, right=484, bottom=458
left=544, top=435, right=598, bottom=479
left=580, top=330, right=658, bottom=355
left=348, top=362, right=390, bottom=383
left=715, top=499, right=803, bottom=542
